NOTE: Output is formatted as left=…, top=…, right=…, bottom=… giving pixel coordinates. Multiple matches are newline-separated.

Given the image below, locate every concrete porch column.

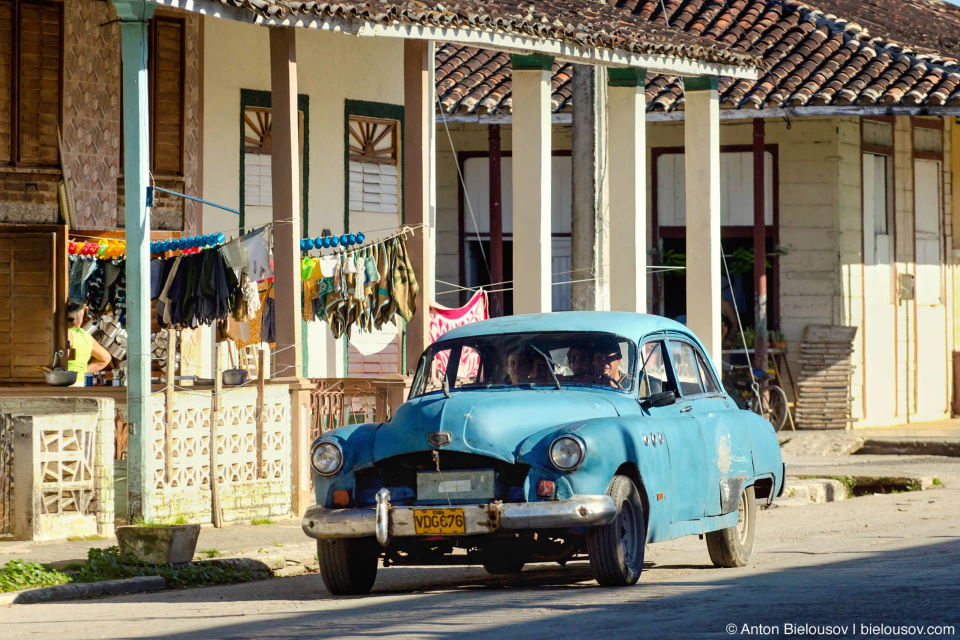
left=683, top=77, right=722, bottom=366
left=269, top=27, right=311, bottom=516
left=114, top=0, right=156, bottom=523
left=404, top=39, right=436, bottom=367
left=269, top=27, right=303, bottom=380
left=510, top=54, right=554, bottom=314
left=607, top=68, right=647, bottom=313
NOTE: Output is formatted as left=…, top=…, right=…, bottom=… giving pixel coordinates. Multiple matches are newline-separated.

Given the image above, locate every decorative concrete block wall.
left=147, top=386, right=292, bottom=524
left=2, top=398, right=114, bottom=540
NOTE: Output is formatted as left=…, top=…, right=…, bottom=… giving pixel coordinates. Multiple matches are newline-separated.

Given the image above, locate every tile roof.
left=436, top=0, right=960, bottom=115
left=205, top=0, right=760, bottom=68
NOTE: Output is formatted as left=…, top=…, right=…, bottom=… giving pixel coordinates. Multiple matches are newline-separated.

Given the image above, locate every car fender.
left=516, top=417, right=673, bottom=540
left=311, top=423, right=381, bottom=508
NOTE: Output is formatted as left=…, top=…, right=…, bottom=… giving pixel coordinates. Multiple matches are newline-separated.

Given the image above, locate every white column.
left=608, top=68, right=647, bottom=313
left=683, top=77, right=722, bottom=367
left=511, top=54, right=553, bottom=314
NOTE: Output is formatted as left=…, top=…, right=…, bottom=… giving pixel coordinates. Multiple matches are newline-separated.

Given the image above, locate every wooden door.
left=0, top=232, right=57, bottom=382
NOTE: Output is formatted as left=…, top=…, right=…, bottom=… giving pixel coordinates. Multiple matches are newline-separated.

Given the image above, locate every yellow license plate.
left=413, top=508, right=465, bottom=535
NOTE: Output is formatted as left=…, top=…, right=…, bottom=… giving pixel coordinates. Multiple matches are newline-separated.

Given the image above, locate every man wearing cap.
left=592, top=337, right=628, bottom=389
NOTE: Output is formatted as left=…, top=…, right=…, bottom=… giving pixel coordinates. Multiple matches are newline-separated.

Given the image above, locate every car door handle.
left=680, top=405, right=693, bottom=413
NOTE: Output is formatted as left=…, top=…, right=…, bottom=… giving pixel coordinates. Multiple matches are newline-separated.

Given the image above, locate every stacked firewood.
left=795, top=325, right=858, bottom=429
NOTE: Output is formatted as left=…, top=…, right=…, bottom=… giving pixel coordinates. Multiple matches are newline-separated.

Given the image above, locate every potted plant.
left=115, top=516, right=201, bottom=565
left=768, top=330, right=786, bottom=350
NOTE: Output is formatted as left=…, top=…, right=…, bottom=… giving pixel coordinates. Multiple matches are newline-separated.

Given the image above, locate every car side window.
left=669, top=340, right=704, bottom=397
left=638, top=341, right=673, bottom=399
left=695, top=351, right=721, bottom=394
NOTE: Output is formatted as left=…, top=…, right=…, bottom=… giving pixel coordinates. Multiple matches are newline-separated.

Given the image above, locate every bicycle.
left=722, top=365, right=790, bottom=432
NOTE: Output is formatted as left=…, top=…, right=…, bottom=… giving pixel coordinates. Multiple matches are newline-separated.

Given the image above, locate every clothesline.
left=435, top=264, right=686, bottom=297
left=300, top=224, right=422, bottom=260
left=435, top=276, right=600, bottom=297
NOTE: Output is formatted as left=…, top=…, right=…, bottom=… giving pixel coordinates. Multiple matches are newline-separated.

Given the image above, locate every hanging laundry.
left=392, top=236, right=419, bottom=322
left=222, top=226, right=273, bottom=282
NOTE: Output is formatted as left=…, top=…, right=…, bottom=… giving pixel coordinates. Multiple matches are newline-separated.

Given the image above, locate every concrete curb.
left=778, top=478, right=849, bottom=504
left=0, top=576, right=167, bottom=605
left=202, top=555, right=285, bottom=571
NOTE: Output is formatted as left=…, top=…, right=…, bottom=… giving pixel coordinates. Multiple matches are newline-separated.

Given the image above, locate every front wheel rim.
left=619, top=499, right=641, bottom=568
left=736, top=495, right=750, bottom=545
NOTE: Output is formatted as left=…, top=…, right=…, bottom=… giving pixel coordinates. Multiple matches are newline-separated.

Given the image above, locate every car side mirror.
left=641, top=390, right=676, bottom=409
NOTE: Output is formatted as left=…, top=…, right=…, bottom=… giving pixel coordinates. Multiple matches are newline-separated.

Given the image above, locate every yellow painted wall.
left=200, top=17, right=405, bottom=378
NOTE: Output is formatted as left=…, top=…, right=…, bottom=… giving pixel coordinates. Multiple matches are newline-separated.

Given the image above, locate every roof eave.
left=149, top=0, right=758, bottom=80
left=438, top=104, right=960, bottom=122
left=353, top=22, right=758, bottom=80
left=149, top=0, right=258, bottom=24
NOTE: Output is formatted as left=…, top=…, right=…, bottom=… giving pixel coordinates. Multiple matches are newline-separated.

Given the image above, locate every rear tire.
left=317, top=538, right=379, bottom=596
left=587, top=474, right=646, bottom=586
left=705, top=486, right=756, bottom=568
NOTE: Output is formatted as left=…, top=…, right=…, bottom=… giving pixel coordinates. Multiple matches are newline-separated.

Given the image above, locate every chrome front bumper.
left=302, top=490, right=617, bottom=546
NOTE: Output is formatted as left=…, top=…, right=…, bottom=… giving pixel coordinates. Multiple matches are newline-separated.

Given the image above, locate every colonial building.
left=433, top=0, right=960, bottom=427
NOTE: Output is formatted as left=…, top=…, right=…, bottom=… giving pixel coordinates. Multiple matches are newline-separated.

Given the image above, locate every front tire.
left=317, top=538, right=379, bottom=596
left=587, top=475, right=646, bottom=586
left=705, top=486, right=757, bottom=568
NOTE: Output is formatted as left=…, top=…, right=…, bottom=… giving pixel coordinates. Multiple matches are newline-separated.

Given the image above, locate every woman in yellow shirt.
left=67, top=303, right=111, bottom=377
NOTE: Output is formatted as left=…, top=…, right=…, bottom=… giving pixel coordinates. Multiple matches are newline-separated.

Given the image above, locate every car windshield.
left=410, top=331, right=637, bottom=397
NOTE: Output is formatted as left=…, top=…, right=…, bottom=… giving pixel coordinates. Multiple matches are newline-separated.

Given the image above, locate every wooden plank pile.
left=795, top=325, right=858, bottom=430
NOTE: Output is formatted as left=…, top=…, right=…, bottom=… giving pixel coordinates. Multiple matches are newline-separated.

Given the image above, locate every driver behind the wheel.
left=593, top=337, right=627, bottom=389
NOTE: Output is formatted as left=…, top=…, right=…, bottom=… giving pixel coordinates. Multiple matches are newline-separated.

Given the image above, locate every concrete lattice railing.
left=147, top=385, right=292, bottom=525
left=0, top=398, right=114, bottom=540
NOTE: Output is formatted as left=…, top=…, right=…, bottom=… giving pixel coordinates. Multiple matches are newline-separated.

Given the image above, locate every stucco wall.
left=200, top=18, right=405, bottom=378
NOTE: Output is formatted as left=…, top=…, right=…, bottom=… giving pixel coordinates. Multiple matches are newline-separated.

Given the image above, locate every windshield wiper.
left=530, top=345, right=562, bottom=390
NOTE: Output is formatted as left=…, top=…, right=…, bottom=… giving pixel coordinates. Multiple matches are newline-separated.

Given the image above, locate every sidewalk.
left=779, top=419, right=960, bottom=488
left=0, top=517, right=319, bottom=571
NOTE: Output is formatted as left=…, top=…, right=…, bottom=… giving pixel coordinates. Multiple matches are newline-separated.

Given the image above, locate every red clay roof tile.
left=439, top=0, right=960, bottom=114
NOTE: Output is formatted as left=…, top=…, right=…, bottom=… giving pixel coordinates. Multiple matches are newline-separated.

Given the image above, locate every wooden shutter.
left=0, top=1, right=12, bottom=165
left=151, top=16, right=184, bottom=175
left=0, top=233, right=56, bottom=381
left=17, top=1, right=60, bottom=166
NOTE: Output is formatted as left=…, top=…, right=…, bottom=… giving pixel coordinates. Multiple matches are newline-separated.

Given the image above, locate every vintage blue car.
left=302, top=312, right=785, bottom=595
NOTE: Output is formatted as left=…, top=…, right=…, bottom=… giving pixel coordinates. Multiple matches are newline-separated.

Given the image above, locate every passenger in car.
left=566, top=344, right=594, bottom=383
left=505, top=348, right=533, bottom=384
left=505, top=345, right=554, bottom=385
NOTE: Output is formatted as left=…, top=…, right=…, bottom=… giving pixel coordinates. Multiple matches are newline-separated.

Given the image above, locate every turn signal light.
left=333, top=490, right=351, bottom=508
left=536, top=480, right=555, bottom=497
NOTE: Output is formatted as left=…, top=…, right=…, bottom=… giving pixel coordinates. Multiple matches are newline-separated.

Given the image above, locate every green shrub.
left=0, top=560, right=70, bottom=593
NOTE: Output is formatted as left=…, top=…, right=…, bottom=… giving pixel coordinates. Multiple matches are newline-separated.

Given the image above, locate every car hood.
left=373, top=389, right=621, bottom=463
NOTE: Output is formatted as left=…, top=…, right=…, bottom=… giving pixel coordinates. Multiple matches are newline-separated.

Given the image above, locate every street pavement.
left=2, top=477, right=959, bottom=639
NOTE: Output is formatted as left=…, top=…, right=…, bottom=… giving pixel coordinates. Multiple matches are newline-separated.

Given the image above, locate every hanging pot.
left=108, top=343, right=127, bottom=361
left=222, top=369, right=248, bottom=386
left=44, top=350, right=77, bottom=387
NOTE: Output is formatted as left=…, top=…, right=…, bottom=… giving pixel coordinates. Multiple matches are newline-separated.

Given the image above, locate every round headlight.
left=311, top=441, right=343, bottom=476
left=550, top=435, right=585, bottom=471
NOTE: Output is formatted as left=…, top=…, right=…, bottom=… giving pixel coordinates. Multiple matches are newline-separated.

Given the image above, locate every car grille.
left=354, top=451, right=529, bottom=506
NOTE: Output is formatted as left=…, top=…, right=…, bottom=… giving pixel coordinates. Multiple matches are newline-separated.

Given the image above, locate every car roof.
left=439, top=311, right=691, bottom=343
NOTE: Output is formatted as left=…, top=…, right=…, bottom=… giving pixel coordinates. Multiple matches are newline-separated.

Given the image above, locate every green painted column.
left=113, top=0, right=156, bottom=522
